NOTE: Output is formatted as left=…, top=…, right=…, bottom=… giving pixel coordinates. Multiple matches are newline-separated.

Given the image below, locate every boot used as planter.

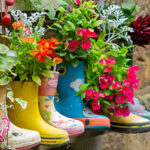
left=0, top=86, right=41, bottom=150
left=38, top=71, right=84, bottom=138
left=110, top=113, right=150, bottom=133
left=7, top=81, right=69, bottom=146
left=126, top=97, right=150, bottom=120
left=55, top=61, right=110, bottom=130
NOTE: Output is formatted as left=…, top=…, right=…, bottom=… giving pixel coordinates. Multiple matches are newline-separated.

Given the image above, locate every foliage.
left=0, top=44, right=16, bottom=85
left=96, top=4, right=134, bottom=50
left=50, top=0, right=103, bottom=66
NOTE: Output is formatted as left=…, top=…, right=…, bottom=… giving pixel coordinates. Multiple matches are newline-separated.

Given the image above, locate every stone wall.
left=101, top=1, right=150, bottom=150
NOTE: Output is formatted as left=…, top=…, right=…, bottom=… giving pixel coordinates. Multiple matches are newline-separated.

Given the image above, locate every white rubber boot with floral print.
left=0, top=86, right=41, bottom=150
left=38, top=72, right=84, bottom=137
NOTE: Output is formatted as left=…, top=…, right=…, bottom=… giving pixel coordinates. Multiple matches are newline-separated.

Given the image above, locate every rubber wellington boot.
left=39, top=72, right=84, bottom=137
left=110, top=113, right=150, bottom=133
left=7, top=82, right=69, bottom=145
left=0, top=86, right=41, bottom=149
left=55, top=61, right=110, bottom=130
left=127, top=97, right=150, bottom=120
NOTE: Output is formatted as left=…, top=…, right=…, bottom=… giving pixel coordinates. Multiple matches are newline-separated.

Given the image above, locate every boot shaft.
left=55, top=61, right=86, bottom=118
left=8, top=81, right=39, bottom=119
left=0, top=86, right=6, bottom=118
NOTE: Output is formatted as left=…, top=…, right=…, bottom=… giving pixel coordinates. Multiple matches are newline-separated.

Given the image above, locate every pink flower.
left=85, top=88, right=94, bottom=97
left=77, top=28, right=97, bottom=38
left=105, top=58, right=116, bottom=65
left=82, top=38, right=91, bottom=50
left=24, top=27, right=30, bottom=34
left=114, top=106, right=123, bottom=116
left=122, top=106, right=130, bottom=117
left=77, top=29, right=85, bottom=36
left=104, top=66, right=113, bottom=72
left=99, top=92, right=106, bottom=98
left=115, top=95, right=126, bottom=104
left=75, top=0, right=82, bottom=5
left=68, top=7, right=72, bottom=12
left=91, top=91, right=100, bottom=101
left=99, top=58, right=104, bottom=64
left=112, top=81, right=121, bottom=89
left=99, top=74, right=109, bottom=89
left=99, top=74, right=115, bottom=89
left=92, top=101, right=101, bottom=114
left=68, top=40, right=80, bottom=52
left=0, top=136, right=4, bottom=143
left=105, top=93, right=114, bottom=100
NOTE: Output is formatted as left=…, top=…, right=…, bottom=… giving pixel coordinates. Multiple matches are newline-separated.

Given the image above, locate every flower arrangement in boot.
left=2, top=10, right=69, bottom=145
left=50, top=0, right=103, bottom=66
left=0, top=44, right=41, bottom=149
left=77, top=38, right=139, bottom=117
left=3, top=10, right=63, bottom=85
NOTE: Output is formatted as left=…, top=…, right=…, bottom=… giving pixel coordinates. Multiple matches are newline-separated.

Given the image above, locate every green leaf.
left=121, top=2, right=135, bottom=10
left=41, top=70, right=54, bottom=78
left=32, top=75, right=41, bottom=85
left=56, top=0, right=67, bottom=5
left=47, top=6, right=56, bottom=20
left=70, top=53, right=76, bottom=59
left=0, top=44, right=9, bottom=54
left=57, top=6, right=65, bottom=13
left=15, top=98, right=28, bottom=110
left=59, top=52, right=67, bottom=57
left=72, top=59, right=79, bottom=68
left=0, top=75, right=10, bottom=85
left=92, top=20, right=103, bottom=28
left=7, top=91, right=14, bottom=102
left=64, top=21, right=75, bottom=31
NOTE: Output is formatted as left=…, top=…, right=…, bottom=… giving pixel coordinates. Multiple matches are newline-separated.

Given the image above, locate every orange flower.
left=38, top=46, right=50, bottom=57
left=30, top=50, right=38, bottom=56
left=53, top=56, right=63, bottom=64
left=51, top=37, right=63, bottom=45
left=20, top=37, right=35, bottom=43
left=12, top=21, right=23, bottom=28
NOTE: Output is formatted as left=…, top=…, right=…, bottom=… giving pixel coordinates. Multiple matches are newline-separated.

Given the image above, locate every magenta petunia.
left=68, top=40, right=81, bottom=52
left=112, top=81, right=121, bottom=89
left=115, top=94, right=126, bottom=104
left=82, top=38, right=91, bottom=50
left=105, top=93, right=114, bottom=100
left=91, top=90, right=100, bottom=101
left=113, top=106, right=123, bottom=116
left=92, top=101, right=101, bottom=114
left=75, top=0, right=82, bottom=5
left=104, top=66, right=113, bottom=73
left=122, top=106, right=130, bottom=117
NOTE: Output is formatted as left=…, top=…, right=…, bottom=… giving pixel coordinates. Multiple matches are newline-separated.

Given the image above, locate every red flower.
left=82, top=38, right=91, bottom=50
left=38, top=46, right=50, bottom=57
left=129, top=15, right=150, bottom=46
left=104, top=66, right=113, bottom=72
left=24, top=27, right=30, bottom=34
left=77, top=28, right=97, bottom=38
left=35, top=54, right=45, bottom=62
left=68, top=40, right=81, bottom=52
left=75, top=0, right=82, bottom=5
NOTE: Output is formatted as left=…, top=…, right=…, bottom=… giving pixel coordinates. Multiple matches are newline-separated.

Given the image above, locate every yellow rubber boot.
left=110, top=113, right=150, bottom=133
left=7, top=81, right=69, bottom=145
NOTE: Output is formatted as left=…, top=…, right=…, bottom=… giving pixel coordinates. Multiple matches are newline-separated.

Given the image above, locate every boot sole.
left=77, top=118, right=110, bottom=130
left=41, top=136, right=69, bottom=145
left=111, top=121, right=150, bottom=133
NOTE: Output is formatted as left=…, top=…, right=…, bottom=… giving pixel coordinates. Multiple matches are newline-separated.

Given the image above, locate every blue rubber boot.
left=127, top=97, right=150, bottom=120
left=54, top=61, right=110, bottom=130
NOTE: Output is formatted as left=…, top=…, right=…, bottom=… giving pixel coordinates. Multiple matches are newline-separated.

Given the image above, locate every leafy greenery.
left=0, top=44, right=16, bottom=85
left=50, top=0, right=103, bottom=66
